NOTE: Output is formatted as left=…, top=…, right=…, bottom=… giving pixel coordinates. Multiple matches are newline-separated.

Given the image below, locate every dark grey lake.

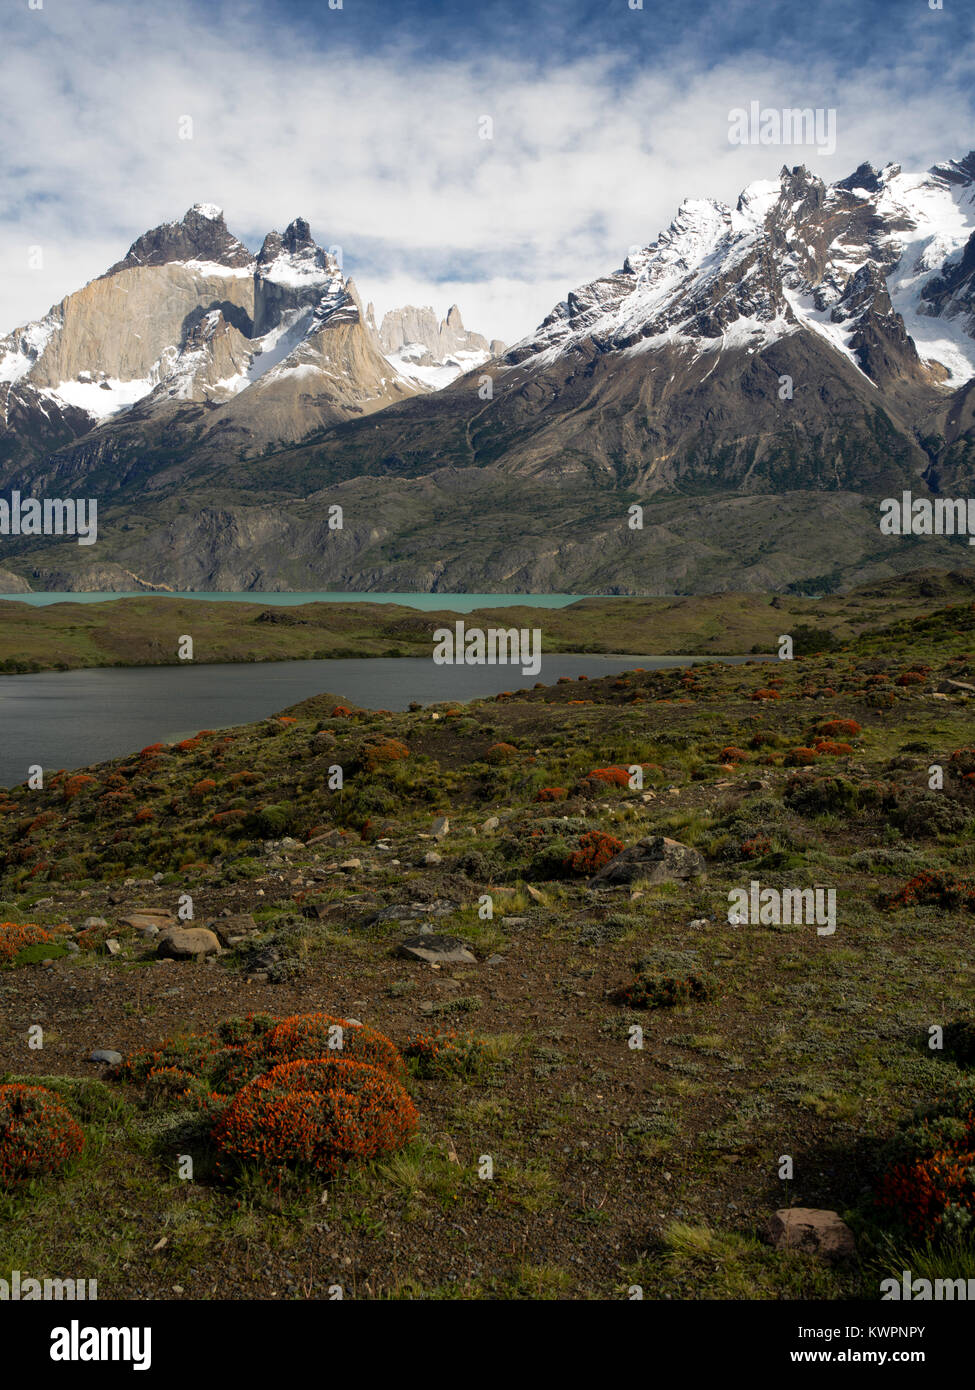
left=0, top=654, right=757, bottom=788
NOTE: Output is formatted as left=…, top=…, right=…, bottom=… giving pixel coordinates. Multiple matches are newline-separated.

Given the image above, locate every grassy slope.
left=0, top=596, right=974, bottom=1298
left=0, top=569, right=973, bottom=671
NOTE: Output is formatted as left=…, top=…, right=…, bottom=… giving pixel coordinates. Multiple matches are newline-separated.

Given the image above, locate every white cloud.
left=0, top=0, right=971, bottom=345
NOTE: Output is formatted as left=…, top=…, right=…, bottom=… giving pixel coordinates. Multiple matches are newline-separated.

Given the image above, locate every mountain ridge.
left=3, top=152, right=975, bottom=594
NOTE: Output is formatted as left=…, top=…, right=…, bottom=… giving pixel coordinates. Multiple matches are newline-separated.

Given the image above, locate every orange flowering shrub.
left=175, top=737, right=203, bottom=752
left=586, top=766, right=631, bottom=788
left=878, top=1148, right=975, bottom=1240
left=750, top=689, right=781, bottom=701
left=402, top=1030, right=484, bottom=1077
left=484, top=742, right=519, bottom=765
left=949, top=748, right=975, bottom=777
left=719, top=746, right=749, bottom=763
left=784, top=746, right=818, bottom=766
left=211, top=809, right=247, bottom=827
left=261, top=1013, right=406, bottom=1082
left=277, top=716, right=297, bottom=725
left=814, top=740, right=853, bottom=757
left=190, top=779, right=217, bottom=797
left=63, top=774, right=96, bottom=801
left=0, top=922, right=55, bottom=964
left=134, top=807, right=154, bottom=824
left=536, top=787, right=567, bottom=802
left=875, top=1097, right=975, bottom=1240
left=896, top=672, right=926, bottom=686
left=883, top=871, right=975, bottom=912
left=0, top=1083, right=84, bottom=1183
left=331, top=705, right=353, bottom=718
left=140, top=743, right=165, bottom=757
left=230, top=771, right=261, bottom=788
left=144, top=1066, right=198, bottom=1105
left=611, top=967, right=716, bottom=1009
left=565, top=831, right=624, bottom=876
left=211, top=1059, right=417, bottom=1179
left=741, top=835, right=772, bottom=858
left=360, top=738, right=410, bottom=772
left=817, top=719, right=861, bottom=738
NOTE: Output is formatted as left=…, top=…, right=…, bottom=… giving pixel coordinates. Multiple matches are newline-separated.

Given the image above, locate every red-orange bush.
left=0, top=922, right=56, bottom=963
left=817, top=719, right=861, bottom=738
left=0, top=1083, right=84, bottom=1183
left=719, top=746, right=749, bottom=763
left=211, top=1059, right=417, bottom=1178
left=586, top=766, right=631, bottom=787
left=785, top=746, right=819, bottom=766
left=261, top=1013, right=406, bottom=1081
left=62, top=774, right=96, bottom=801
left=883, top=871, right=975, bottom=912
left=565, top=831, right=624, bottom=876
left=536, top=787, right=567, bottom=802
left=402, top=1030, right=484, bottom=1076
left=360, top=738, right=410, bottom=772
left=750, top=689, right=781, bottom=701
left=484, top=742, right=519, bottom=765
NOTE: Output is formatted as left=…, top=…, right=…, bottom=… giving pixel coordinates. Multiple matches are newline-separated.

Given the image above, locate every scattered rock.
left=481, top=817, right=500, bottom=833
left=90, top=1049, right=122, bottom=1067
left=369, top=901, right=458, bottom=926
left=525, top=885, right=547, bottom=904
left=209, top=914, right=260, bottom=947
left=768, top=1208, right=855, bottom=1261
left=339, top=858, right=362, bottom=871
left=486, top=953, right=505, bottom=966
left=82, top=916, right=109, bottom=930
left=424, top=851, right=443, bottom=866
left=103, top=938, right=122, bottom=956
left=118, top=910, right=176, bottom=933
left=688, top=918, right=710, bottom=930
left=501, top=916, right=529, bottom=928
left=305, top=830, right=348, bottom=848
left=396, top=935, right=477, bottom=965
left=156, top=928, right=221, bottom=960
left=431, top=816, right=450, bottom=840
left=588, top=835, right=705, bottom=889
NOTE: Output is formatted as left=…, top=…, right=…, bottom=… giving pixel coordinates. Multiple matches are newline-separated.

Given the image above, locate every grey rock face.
left=396, top=935, right=477, bottom=965
left=588, top=835, right=706, bottom=889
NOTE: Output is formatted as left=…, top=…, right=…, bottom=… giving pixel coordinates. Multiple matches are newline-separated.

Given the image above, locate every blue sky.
left=1, top=0, right=972, bottom=342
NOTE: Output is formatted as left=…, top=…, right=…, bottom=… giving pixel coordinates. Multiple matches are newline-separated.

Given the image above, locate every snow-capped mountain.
left=0, top=206, right=499, bottom=472
left=5, top=154, right=975, bottom=596
left=368, top=302, right=506, bottom=389
left=507, top=154, right=975, bottom=388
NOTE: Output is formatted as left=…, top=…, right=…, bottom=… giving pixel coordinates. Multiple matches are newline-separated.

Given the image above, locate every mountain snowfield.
left=0, top=204, right=500, bottom=459
left=504, top=153, right=975, bottom=390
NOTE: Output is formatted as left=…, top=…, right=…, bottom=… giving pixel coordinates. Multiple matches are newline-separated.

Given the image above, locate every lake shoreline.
left=0, top=572, right=970, bottom=675
left=0, top=653, right=764, bottom=788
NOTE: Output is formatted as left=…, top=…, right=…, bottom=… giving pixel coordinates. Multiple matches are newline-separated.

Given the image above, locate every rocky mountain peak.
left=835, top=162, right=883, bottom=194
left=105, top=205, right=255, bottom=276
left=930, top=150, right=975, bottom=186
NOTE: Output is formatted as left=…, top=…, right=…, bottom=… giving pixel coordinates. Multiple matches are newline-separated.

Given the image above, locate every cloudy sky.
left=1, top=0, right=973, bottom=344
